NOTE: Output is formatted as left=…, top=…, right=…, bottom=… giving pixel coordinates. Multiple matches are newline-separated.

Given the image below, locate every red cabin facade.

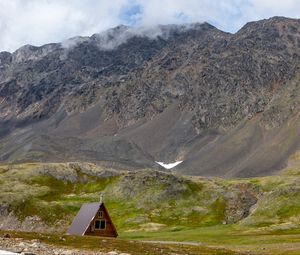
left=67, top=201, right=118, bottom=238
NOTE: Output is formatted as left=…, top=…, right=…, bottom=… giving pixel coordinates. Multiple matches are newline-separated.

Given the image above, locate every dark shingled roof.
left=67, top=202, right=100, bottom=235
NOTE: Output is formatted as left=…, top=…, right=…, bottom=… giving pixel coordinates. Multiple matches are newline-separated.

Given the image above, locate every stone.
left=61, top=251, right=74, bottom=255
left=3, top=233, right=11, bottom=238
left=107, top=251, right=119, bottom=255
left=30, top=242, right=40, bottom=248
left=18, top=242, right=27, bottom=248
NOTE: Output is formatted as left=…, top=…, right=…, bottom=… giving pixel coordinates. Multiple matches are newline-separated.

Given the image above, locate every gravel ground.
left=0, top=236, right=130, bottom=255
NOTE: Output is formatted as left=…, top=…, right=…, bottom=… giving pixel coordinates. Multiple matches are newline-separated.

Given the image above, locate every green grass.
left=2, top=162, right=300, bottom=232
left=0, top=230, right=244, bottom=255
left=120, top=225, right=300, bottom=254
left=3, top=227, right=300, bottom=255
left=2, top=162, right=300, bottom=254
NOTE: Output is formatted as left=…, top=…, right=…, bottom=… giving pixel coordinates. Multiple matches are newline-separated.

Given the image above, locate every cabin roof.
left=67, top=202, right=101, bottom=235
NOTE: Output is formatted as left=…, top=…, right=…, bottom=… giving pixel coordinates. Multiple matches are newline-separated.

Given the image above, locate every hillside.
left=1, top=152, right=300, bottom=235
left=1, top=152, right=300, bottom=254
left=0, top=17, right=300, bottom=177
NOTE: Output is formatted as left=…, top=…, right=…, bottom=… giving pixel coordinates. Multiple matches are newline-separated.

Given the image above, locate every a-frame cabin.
left=67, top=195, right=118, bottom=237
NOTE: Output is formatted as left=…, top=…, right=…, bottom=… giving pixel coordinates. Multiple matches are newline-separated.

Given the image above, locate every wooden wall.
left=84, top=204, right=118, bottom=237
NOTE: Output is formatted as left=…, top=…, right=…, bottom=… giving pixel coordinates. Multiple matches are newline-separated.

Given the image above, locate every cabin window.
left=95, top=220, right=106, bottom=230
left=99, top=211, right=103, bottom=218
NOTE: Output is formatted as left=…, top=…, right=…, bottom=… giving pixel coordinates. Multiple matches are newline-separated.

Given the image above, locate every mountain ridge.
left=0, top=16, right=300, bottom=177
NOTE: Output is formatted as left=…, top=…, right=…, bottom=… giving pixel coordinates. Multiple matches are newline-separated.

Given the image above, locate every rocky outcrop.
left=224, top=183, right=259, bottom=224
left=108, top=170, right=187, bottom=204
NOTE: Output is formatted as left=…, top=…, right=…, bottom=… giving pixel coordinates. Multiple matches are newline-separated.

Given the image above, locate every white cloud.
left=0, top=0, right=299, bottom=52
left=0, top=0, right=128, bottom=52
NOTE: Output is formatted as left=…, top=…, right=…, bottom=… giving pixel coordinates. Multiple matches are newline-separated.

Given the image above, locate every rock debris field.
left=0, top=236, right=130, bottom=255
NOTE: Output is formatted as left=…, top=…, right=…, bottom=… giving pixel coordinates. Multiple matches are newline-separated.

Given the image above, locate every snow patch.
left=0, top=251, right=19, bottom=255
left=156, top=161, right=183, bottom=169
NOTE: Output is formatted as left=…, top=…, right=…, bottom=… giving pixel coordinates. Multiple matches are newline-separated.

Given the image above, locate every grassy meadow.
left=1, top=158, right=300, bottom=254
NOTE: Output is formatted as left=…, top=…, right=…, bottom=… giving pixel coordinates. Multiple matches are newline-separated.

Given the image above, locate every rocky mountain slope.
left=1, top=17, right=300, bottom=177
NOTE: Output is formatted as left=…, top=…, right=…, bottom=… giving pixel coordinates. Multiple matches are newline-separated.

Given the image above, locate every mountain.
left=0, top=17, right=300, bottom=177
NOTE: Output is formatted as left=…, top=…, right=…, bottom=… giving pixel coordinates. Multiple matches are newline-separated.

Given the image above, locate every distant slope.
left=0, top=17, right=300, bottom=176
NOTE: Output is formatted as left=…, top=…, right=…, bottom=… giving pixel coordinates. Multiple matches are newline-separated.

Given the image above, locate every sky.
left=0, top=0, right=299, bottom=52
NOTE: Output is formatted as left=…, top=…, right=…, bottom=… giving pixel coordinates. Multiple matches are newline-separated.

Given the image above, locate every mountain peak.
left=237, top=16, right=300, bottom=34
left=0, top=17, right=300, bottom=177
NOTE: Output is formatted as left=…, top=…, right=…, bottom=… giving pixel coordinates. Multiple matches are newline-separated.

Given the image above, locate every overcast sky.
left=0, top=0, right=299, bottom=52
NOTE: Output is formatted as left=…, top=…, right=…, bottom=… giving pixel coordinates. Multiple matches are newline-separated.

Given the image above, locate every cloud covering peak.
left=0, top=0, right=299, bottom=52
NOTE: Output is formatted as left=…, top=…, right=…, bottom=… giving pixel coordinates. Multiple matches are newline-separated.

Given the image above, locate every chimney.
left=100, top=193, right=104, bottom=204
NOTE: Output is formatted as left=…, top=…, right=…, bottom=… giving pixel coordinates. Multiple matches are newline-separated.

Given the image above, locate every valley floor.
left=0, top=230, right=242, bottom=255
left=2, top=160, right=300, bottom=254
left=1, top=228, right=300, bottom=255
left=123, top=225, right=300, bottom=255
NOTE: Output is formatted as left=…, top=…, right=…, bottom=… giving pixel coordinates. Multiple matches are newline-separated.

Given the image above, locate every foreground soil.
left=0, top=230, right=246, bottom=255
left=2, top=229, right=300, bottom=255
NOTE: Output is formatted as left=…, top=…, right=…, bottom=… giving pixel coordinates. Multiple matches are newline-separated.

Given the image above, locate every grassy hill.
left=1, top=155, right=300, bottom=254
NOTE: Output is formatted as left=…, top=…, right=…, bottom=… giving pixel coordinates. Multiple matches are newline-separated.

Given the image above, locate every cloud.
left=69, top=23, right=201, bottom=51
left=0, top=0, right=299, bottom=52
left=0, top=0, right=128, bottom=52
